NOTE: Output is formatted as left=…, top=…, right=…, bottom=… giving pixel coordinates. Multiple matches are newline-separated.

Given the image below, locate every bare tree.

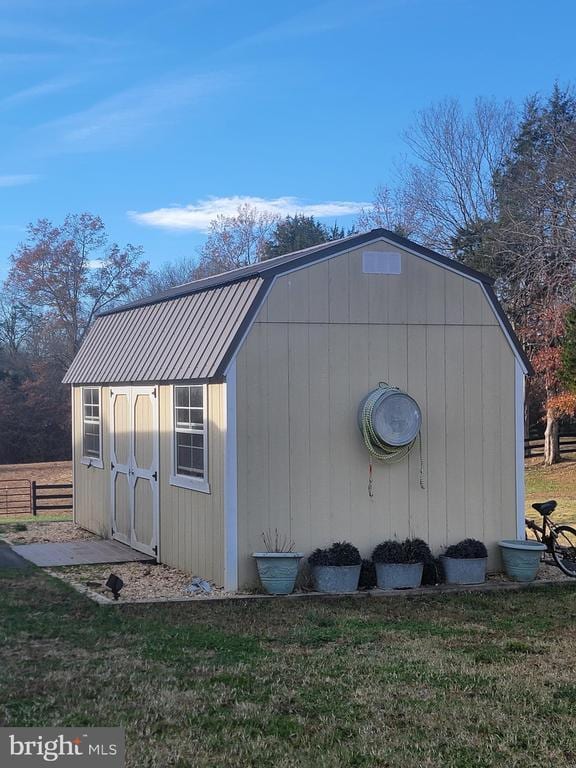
left=356, top=184, right=423, bottom=238
left=6, top=213, right=149, bottom=363
left=399, top=97, right=516, bottom=255
left=196, top=203, right=278, bottom=277
left=0, top=289, right=37, bottom=358
left=133, top=255, right=200, bottom=299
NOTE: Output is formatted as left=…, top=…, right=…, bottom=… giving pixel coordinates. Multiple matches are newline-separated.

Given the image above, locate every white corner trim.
left=224, top=357, right=238, bottom=592
left=71, top=388, right=76, bottom=525
left=515, top=359, right=526, bottom=538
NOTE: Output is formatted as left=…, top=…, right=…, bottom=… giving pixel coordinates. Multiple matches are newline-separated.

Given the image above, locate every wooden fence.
left=31, top=482, right=73, bottom=515
left=524, top=434, right=576, bottom=458
left=0, top=479, right=31, bottom=515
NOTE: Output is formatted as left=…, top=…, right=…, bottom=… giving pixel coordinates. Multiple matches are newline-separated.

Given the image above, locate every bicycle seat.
left=531, top=500, right=557, bottom=516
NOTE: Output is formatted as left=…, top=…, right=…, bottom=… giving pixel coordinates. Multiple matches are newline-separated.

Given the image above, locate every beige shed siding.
left=236, top=243, right=517, bottom=587
left=73, top=383, right=226, bottom=584
left=72, top=385, right=111, bottom=536
left=158, top=383, right=225, bottom=584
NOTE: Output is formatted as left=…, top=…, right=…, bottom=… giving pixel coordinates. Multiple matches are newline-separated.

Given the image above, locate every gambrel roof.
left=63, top=228, right=532, bottom=384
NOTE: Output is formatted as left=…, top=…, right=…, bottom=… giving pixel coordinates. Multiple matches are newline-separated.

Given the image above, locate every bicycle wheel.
left=552, top=526, right=576, bottom=576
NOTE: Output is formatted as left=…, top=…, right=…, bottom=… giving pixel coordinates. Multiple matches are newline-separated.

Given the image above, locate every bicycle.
left=525, top=500, right=576, bottom=577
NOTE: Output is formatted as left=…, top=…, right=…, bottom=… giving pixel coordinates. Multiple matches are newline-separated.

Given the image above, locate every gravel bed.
left=51, top=561, right=229, bottom=601
left=0, top=521, right=97, bottom=545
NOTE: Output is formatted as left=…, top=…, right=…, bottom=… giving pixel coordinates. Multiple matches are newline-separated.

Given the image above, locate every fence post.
left=31, top=481, right=37, bottom=516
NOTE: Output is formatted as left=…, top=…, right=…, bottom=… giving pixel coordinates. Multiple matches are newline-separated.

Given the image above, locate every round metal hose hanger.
left=358, top=383, right=424, bottom=492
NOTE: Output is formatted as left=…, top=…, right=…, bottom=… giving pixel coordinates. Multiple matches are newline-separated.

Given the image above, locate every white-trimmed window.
left=81, top=387, right=103, bottom=468
left=170, top=384, right=209, bottom=492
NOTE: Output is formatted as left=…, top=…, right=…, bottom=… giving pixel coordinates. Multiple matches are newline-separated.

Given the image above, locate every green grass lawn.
left=526, top=453, right=576, bottom=525
left=1, top=568, right=575, bottom=767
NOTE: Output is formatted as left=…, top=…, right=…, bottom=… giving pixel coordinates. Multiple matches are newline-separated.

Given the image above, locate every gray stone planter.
left=499, top=539, right=546, bottom=582
left=312, top=564, right=361, bottom=593
left=253, top=552, right=304, bottom=595
left=441, top=555, right=487, bottom=585
left=375, top=562, right=423, bottom=589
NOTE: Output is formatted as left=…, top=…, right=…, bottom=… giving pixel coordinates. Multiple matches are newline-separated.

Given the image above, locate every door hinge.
left=153, top=545, right=158, bottom=556
left=111, top=461, right=115, bottom=470
left=152, top=387, right=157, bottom=399
left=110, top=389, right=114, bottom=398
left=152, top=471, right=158, bottom=481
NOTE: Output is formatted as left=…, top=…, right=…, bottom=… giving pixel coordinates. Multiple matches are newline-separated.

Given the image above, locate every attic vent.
left=362, top=251, right=402, bottom=274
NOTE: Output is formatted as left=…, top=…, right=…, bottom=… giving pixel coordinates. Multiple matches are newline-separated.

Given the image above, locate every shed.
left=63, top=229, right=530, bottom=590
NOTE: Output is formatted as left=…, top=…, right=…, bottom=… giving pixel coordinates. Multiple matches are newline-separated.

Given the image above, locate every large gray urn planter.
left=312, top=564, right=361, bottom=593
left=375, top=562, right=423, bottom=589
left=253, top=552, right=304, bottom=595
left=499, top=539, right=546, bottom=582
left=440, top=556, right=487, bottom=585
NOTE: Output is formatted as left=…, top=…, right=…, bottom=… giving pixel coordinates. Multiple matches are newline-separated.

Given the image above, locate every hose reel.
left=358, top=382, right=424, bottom=492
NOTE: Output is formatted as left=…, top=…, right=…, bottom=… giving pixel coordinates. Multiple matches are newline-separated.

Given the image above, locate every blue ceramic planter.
left=499, top=540, right=546, bottom=582
left=253, top=552, right=303, bottom=594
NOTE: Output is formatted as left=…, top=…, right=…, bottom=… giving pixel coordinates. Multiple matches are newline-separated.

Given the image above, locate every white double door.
left=110, top=386, right=159, bottom=557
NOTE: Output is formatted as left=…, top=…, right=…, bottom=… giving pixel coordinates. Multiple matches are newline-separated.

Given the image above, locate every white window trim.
left=169, top=383, right=210, bottom=494
left=80, top=386, right=103, bottom=469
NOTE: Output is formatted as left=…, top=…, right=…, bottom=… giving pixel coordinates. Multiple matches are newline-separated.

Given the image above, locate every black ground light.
left=105, top=573, right=124, bottom=600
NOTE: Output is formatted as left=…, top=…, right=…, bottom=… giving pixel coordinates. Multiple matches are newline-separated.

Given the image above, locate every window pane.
left=175, top=386, right=190, bottom=407
left=192, top=433, right=204, bottom=449
left=192, top=447, right=204, bottom=472
left=189, top=408, right=203, bottom=427
left=189, top=386, right=203, bottom=408
left=175, top=407, right=191, bottom=428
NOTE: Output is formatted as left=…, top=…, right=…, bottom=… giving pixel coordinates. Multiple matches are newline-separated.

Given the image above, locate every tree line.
left=1, top=83, right=576, bottom=465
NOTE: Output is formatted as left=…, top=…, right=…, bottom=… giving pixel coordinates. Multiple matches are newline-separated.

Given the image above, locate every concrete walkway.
left=12, top=539, right=155, bottom=567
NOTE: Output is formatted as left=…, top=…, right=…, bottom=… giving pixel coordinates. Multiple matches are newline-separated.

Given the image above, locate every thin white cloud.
left=36, top=74, right=226, bottom=153
left=0, top=174, right=38, bottom=187
left=128, top=195, right=370, bottom=232
left=0, top=77, right=77, bottom=108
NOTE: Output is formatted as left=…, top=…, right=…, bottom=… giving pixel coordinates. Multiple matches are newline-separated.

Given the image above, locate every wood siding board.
left=387, top=326, right=410, bottom=540
left=445, top=326, right=466, bottom=544
left=463, top=281, right=484, bottom=325
left=328, top=324, right=351, bottom=541
left=482, top=327, right=503, bottom=566
left=328, top=254, right=349, bottom=323
left=287, top=269, right=310, bottom=323
left=500, top=336, right=517, bottom=542
left=308, top=324, right=332, bottom=549
left=463, top=327, right=484, bottom=543
left=367, top=325, right=391, bottom=542
left=307, top=262, right=329, bottom=323
left=288, top=323, right=311, bottom=551
left=407, top=325, right=429, bottom=541
left=266, top=276, right=289, bottom=322
left=266, top=323, right=291, bottom=537
left=348, top=324, right=372, bottom=553
left=426, top=267, right=446, bottom=325
left=425, top=326, right=447, bottom=552
left=348, top=250, right=369, bottom=324
left=444, top=272, right=465, bottom=325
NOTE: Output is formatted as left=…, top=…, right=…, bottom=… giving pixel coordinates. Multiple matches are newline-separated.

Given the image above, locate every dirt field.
left=0, top=461, right=72, bottom=484
left=0, top=461, right=73, bottom=522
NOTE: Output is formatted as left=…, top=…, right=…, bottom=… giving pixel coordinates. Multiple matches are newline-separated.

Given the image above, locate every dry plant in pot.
left=252, top=530, right=303, bottom=595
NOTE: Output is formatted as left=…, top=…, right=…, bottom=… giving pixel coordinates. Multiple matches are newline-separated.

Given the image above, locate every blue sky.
left=0, top=0, right=574, bottom=276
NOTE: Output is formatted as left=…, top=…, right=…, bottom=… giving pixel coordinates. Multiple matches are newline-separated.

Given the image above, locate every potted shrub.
left=252, top=530, right=303, bottom=595
left=441, top=538, right=488, bottom=584
left=372, top=538, right=431, bottom=589
left=308, top=542, right=362, bottom=593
